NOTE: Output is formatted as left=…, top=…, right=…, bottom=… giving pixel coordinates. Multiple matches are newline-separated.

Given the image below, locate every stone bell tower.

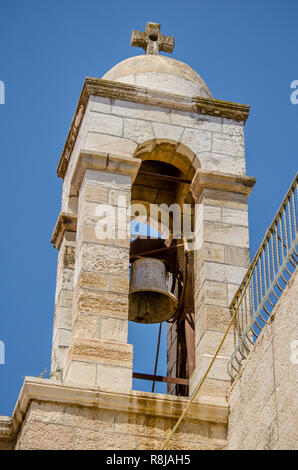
left=50, top=21, right=255, bottom=400
left=6, top=22, right=256, bottom=450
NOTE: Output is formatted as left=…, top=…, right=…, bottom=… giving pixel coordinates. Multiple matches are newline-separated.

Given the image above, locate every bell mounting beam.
left=133, top=372, right=189, bottom=386
left=137, top=171, right=192, bottom=185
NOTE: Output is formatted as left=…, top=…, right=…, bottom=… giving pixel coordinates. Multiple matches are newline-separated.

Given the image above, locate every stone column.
left=64, top=152, right=140, bottom=392
left=190, top=169, right=255, bottom=399
left=50, top=214, right=77, bottom=380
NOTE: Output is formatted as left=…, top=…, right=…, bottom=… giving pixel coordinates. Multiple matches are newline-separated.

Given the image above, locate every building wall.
left=14, top=394, right=227, bottom=450
left=61, top=94, right=246, bottom=215
left=228, top=268, right=298, bottom=450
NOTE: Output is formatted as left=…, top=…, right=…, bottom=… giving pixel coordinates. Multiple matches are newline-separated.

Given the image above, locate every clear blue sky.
left=0, top=0, right=297, bottom=416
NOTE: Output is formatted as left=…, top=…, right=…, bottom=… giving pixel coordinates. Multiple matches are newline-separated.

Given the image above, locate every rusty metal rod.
left=130, top=243, right=184, bottom=259
left=132, top=372, right=189, bottom=386
left=151, top=323, right=162, bottom=392
left=137, top=171, right=192, bottom=185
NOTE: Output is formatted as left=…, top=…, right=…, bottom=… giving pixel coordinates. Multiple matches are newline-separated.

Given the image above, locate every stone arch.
left=132, top=138, right=197, bottom=237
left=133, top=138, right=200, bottom=180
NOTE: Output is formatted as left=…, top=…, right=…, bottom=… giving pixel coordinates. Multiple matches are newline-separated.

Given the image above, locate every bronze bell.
left=129, top=257, right=178, bottom=324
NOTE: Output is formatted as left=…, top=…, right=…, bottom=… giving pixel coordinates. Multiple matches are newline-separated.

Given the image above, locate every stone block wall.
left=14, top=395, right=227, bottom=450
left=61, top=94, right=247, bottom=217
left=189, top=172, right=254, bottom=401
left=64, top=167, right=137, bottom=392
left=228, top=268, right=298, bottom=450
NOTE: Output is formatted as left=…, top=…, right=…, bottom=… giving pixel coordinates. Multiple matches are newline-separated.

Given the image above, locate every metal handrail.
left=228, top=173, right=298, bottom=380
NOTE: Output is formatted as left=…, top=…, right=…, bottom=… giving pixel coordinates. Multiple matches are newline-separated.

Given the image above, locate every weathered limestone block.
left=170, top=111, right=223, bottom=132
left=73, top=287, right=128, bottom=319
left=196, top=305, right=232, bottom=333
left=212, top=132, right=244, bottom=157
left=225, top=245, right=250, bottom=266
left=195, top=330, right=234, bottom=358
left=76, top=242, right=130, bottom=277
left=228, top=269, right=298, bottom=450
left=203, top=221, right=249, bottom=248
left=123, top=117, right=154, bottom=143
left=152, top=122, right=183, bottom=141
left=222, top=118, right=244, bottom=136
left=195, top=280, right=228, bottom=308
left=79, top=183, right=108, bottom=205
left=64, top=361, right=98, bottom=388
left=87, top=133, right=137, bottom=158
left=89, top=112, right=123, bottom=136
left=100, top=316, right=128, bottom=343
left=89, top=95, right=112, bottom=114
left=13, top=378, right=229, bottom=450
left=197, top=187, right=249, bottom=210
left=203, top=242, right=225, bottom=263
left=65, top=339, right=133, bottom=390
left=76, top=225, right=129, bottom=247
left=202, top=261, right=247, bottom=285
left=180, top=127, right=212, bottom=155
left=198, top=153, right=246, bottom=176
left=71, top=313, right=99, bottom=340
left=67, top=338, right=133, bottom=366
left=112, top=100, right=171, bottom=124
left=222, top=207, right=248, bottom=226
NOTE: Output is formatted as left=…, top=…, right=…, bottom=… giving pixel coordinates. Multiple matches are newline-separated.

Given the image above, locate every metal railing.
left=228, top=173, right=298, bottom=380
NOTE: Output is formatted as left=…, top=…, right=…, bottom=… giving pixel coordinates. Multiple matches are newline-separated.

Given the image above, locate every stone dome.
left=102, top=54, right=212, bottom=99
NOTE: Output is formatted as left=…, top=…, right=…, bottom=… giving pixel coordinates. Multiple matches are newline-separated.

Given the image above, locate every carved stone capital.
left=191, top=169, right=256, bottom=201
left=51, top=212, right=77, bottom=250
left=0, top=416, right=13, bottom=439
left=70, top=150, right=141, bottom=197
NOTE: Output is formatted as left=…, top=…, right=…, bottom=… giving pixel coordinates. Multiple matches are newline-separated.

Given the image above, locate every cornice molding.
left=191, top=168, right=256, bottom=201
left=11, top=377, right=229, bottom=436
left=57, top=77, right=250, bottom=179
left=0, top=416, right=13, bottom=439
left=51, top=212, right=77, bottom=250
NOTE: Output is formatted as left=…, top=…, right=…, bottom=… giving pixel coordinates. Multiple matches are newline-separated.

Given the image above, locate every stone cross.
left=130, top=22, right=174, bottom=56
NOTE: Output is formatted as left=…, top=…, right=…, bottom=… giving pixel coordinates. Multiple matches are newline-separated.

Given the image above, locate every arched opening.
left=128, top=139, right=198, bottom=396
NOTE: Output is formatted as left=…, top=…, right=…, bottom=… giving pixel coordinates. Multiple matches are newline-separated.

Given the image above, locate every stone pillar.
left=189, top=169, right=255, bottom=399
left=50, top=214, right=77, bottom=379
left=64, top=152, right=140, bottom=392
